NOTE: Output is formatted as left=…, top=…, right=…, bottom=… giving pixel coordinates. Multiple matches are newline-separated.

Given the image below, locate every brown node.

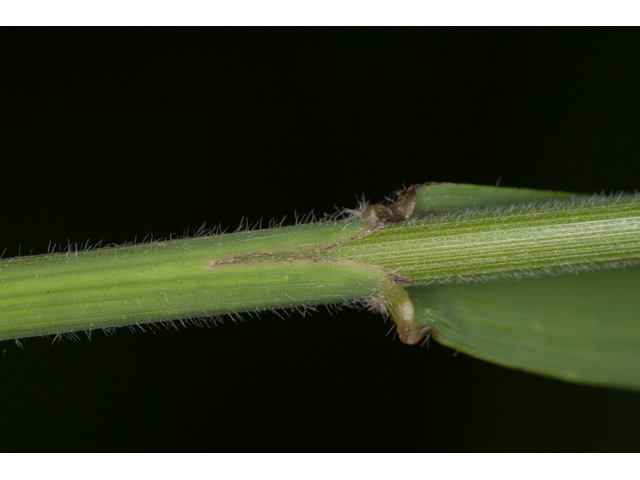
left=375, top=274, right=431, bottom=345
left=361, top=186, right=417, bottom=228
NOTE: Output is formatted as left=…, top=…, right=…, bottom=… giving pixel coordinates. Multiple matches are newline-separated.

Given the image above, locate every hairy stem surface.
left=329, top=195, right=640, bottom=284
left=1, top=187, right=639, bottom=345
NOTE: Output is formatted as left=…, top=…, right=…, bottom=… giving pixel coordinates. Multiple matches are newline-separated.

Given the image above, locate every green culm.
left=1, top=183, right=639, bottom=390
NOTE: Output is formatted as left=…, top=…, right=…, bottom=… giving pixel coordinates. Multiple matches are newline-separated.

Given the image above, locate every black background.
left=1, top=29, right=639, bottom=452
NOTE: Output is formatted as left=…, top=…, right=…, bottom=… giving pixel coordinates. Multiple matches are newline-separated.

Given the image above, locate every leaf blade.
left=409, top=267, right=640, bottom=390
left=413, top=182, right=584, bottom=216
